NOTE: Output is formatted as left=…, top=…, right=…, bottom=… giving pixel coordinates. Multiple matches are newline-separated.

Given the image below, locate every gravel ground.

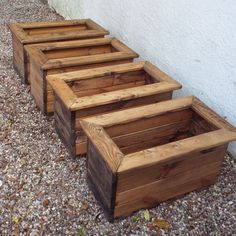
left=0, top=0, right=236, bottom=235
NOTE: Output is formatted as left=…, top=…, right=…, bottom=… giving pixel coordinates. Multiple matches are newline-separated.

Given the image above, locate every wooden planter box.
left=47, top=61, right=182, bottom=157
left=25, top=37, right=138, bottom=115
left=8, top=19, right=109, bottom=83
left=80, top=96, right=236, bottom=221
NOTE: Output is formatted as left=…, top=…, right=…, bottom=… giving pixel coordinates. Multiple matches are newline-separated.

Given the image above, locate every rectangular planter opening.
left=43, top=44, right=118, bottom=60
left=68, top=70, right=156, bottom=98
left=24, top=24, right=91, bottom=36
left=48, top=61, right=181, bottom=156
left=106, top=108, right=218, bottom=155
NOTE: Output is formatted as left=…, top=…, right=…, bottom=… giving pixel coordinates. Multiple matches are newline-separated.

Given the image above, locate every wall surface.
left=48, top=0, right=236, bottom=156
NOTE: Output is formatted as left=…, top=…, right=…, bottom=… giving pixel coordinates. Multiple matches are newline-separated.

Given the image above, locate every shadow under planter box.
left=8, top=19, right=109, bottom=84
left=47, top=61, right=182, bottom=157
left=80, top=96, right=236, bottom=221
left=25, top=37, right=138, bottom=115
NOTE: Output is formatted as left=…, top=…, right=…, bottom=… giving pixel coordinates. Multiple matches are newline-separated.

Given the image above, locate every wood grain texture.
left=49, top=61, right=180, bottom=155
left=54, top=94, right=76, bottom=157
left=9, top=20, right=109, bottom=84
left=192, top=97, right=236, bottom=131
left=47, top=61, right=147, bottom=82
left=117, top=145, right=227, bottom=192
left=81, top=96, right=236, bottom=219
left=73, top=92, right=172, bottom=155
left=27, top=38, right=138, bottom=114
left=87, top=139, right=117, bottom=220
left=114, top=171, right=219, bottom=218
left=83, top=96, right=193, bottom=127
left=118, top=128, right=236, bottom=172
left=81, top=121, right=123, bottom=173
left=71, top=82, right=179, bottom=110
left=12, top=34, right=25, bottom=81
left=8, top=19, right=109, bottom=43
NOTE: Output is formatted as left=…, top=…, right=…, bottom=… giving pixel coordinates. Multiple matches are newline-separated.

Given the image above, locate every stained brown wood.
left=54, top=93, right=76, bottom=157
left=26, top=38, right=138, bottom=115
left=116, top=145, right=226, bottom=193
left=114, top=170, right=219, bottom=217
left=83, top=96, right=193, bottom=127
left=87, top=139, right=117, bottom=220
left=80, top=96, right=236, bottom=220
left=49, top=61, right=181, bottom=156
left=8, top=19, right=109, bottom=83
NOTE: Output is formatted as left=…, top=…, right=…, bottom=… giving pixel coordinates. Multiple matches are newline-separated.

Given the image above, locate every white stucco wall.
left=48, top=0, right=236, bottom=157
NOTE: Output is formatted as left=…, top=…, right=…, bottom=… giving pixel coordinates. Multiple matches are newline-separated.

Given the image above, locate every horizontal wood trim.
left=119, top=129, right=236, bottom=172
left=42, top=52, right=138, bottom=70
left=15, top=19, right=89, bottom=28
left=82, top=97, right=194, bottom=127
left=46, top=61, right=146, bottom=82
left=9, top=19, right=109, bottom=43
left=70, top=82, right=180, bottom=110
left=25, top=37, right=112, bottom=52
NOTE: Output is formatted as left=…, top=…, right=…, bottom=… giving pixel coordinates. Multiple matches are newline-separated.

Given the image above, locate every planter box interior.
left=8, top=19, right=109, bottom=83
left=47, top=61, right=181, bottom=156
left=80, top=96, right=236, bottom=221
left=25, top=37, right=138, bottom=114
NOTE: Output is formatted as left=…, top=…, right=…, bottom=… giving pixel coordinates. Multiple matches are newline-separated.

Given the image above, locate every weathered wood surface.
left=49, top=61, right=181, bottom=156
left=8, top=19, right=109, bottom=43
left=8, top=19, right=109, bottom=83
left=116, top=145, right=227, bottom=193
left=87, top=139, right=118, bottom=220
left=80, top=96, right=236, bottom=220
left=26, top=38, right=139, bottom=115
left=54, top=93, right=76, bottom=157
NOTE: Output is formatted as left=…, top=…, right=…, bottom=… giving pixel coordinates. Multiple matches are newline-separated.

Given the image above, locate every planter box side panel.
left=47, top=81, right=55, bottom=114
left=54, top=93, right=76, bottom=157
left=12, top=34, right=25, bottom=81
left=87, top=139, right=117, bottom=221
left=114, top=144, right=227, bottom=218
left=30, top=60, right=45, bottom=113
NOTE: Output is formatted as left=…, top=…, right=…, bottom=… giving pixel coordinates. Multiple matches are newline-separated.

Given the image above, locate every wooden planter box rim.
left=47, top=61, right=182, bottom=111
left=25, top=37, right=139, bottom=69
left=80, top=96, right=236, bottom=173
left=8, top=19, right=109, bottom=43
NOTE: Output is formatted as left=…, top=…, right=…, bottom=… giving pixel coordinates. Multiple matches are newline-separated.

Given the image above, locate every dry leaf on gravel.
left=42, top=199, right=50, bottom=207
left=152, top=218, right=171, bottom=229
left=80, top=202, right=89, bottom=211
left=12, top=216, right=20, bottom=225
